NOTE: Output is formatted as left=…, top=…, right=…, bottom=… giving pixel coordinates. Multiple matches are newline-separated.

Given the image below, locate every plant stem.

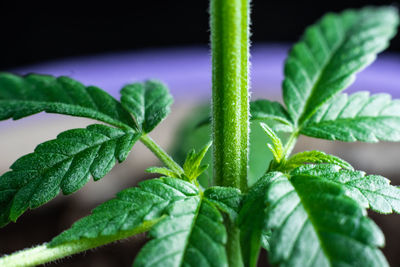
left=140, top=134, right=184, bottom=175
left=0, top=220, right=156, bottom=267
left=225, top=220, right=244, bottom=267
left=210, top=0, right=250, bottom=191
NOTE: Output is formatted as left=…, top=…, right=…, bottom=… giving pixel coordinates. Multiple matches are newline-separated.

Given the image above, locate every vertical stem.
left=210, top=0, right=250, bottom=191
left=225, top=219, right=244, bottom=267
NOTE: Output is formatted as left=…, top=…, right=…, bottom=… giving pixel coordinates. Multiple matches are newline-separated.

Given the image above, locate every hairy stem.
left=0, top=220, right=157, bottom=267
left=210, top=0, right=250, bottom=191
left=140, top=135, right=184, bottom=175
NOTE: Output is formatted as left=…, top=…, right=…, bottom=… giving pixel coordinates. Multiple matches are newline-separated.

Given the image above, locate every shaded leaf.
left=280, top=150, right=353, bottom=172
left=204, top=186, right=242, bottom=221
left=238, top=172, right=282, bottom=267
left=146, top=167, right=180, bottom=178
left=250, top=100, right=293, bottom=132
left=50, top=177, right=199, bottom=246
left=120, top=80, right=173, bottom=133
left=134, top=196, right=228, bottom=267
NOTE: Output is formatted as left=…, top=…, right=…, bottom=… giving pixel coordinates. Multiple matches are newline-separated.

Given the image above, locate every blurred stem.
left=0, top=220, right=157, bottom=267
left=140, top=135, right=184, bottom=175
left=283, top=130, right=299, bottom=158
left=210, top=0, right=250, bottom=191
left=225, top=220, right=244, bottom=267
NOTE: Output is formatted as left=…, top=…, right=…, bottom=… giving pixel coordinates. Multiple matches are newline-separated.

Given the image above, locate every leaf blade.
left=266, top=173, right=388, bottom=267
left=281, top=150, right=353, bottom=172
left=301, top=92, right=400, bottom=142
left=134, top=196, right=228, bottom=267
left=292, top=164, right=400, bottom=214
left=50, top=177, right=199, bottom=246
left=204, top=186, right=242, bottom=221
left=0, top=73, right=136, bottom=130
left=238, top=172, right=282, bottom=267
left=120, top=80, right=173, bottom=133
left=0, top=124, right=140, bottom=226
left=250, top=100, right=293, bottom=132
left=283, top=7, right=399, bottom=126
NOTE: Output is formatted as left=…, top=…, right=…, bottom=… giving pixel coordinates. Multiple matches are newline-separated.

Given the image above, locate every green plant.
left=0, top=1, right=399, bottom=267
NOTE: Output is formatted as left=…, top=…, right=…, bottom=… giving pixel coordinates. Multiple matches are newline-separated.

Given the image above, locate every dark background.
left=1, top=0, right=399, bottom=70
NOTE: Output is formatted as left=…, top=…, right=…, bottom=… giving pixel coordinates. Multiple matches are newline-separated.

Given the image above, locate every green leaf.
left=238, top=172, right=282, bottom=267
left=250, top=100, right=293, bottom=132
left=283, top=7, right=399, bottom=126
left=266, top=172, right=387, bottom=266
left=260, top=230, right=271, bottom=251
left=183, top=141, right=212, bottom=182
left=281, top=150, right=353, bottom=172
left=204, top=186, right=242, bottom=221
left=120, top=80, right=173, bottom=133
left=134, top=195, right=228, bottom=267
left=301, top=92, right=400, bottom=142
left=0, top=73, right=136, bottom=130
left=50, top=177, right=199, bottom=246
left=146, top=167, right=181, bottom=178
left=0, top=124, right=140, bottom=227
left=260, top=122, right=284, bottom=163
left=292, top=164, right=400, bottom=214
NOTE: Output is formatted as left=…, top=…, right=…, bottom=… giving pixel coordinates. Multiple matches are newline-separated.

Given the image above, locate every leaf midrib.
left=179, top=196, right=203, bottom=267
left=295, top=12, right=385, bottom=127
left=337, top=175, right=400, bottom=203
left=8, top=131, right=129, bottom=191
left=0, top=99, right=134, bottom=130
left=296, top=23, right=345, bottom=126
left=305, top=115, right=400, bottom=127
left=288, top=175, right=341, bottom=264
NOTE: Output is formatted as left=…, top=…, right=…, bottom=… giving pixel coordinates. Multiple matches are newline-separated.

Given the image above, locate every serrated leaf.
left=250, top=100, right=294, bottom=132
left=134, top=195, right=228, bottom=267
left=0, top=124, right=139, bottom=227
left=50, top=177, right=199, bottom=246
left=301, top=92, right=400, bottom=142
left=280, top=150, right=353, bottom=172
left=266, top=172, right=387, bottom=267
left=183, top=141, right=212, bottom=181
left=292, top=164, right=400, bottom=214
left=238, top=172, right=282, bottom=267
left=283, top=7, right=399, bottom=126
left=260, top=122, right=284, bottom=163
left=120, top=80, right=173, bottom=133
left=204, top=186, right=242, bottom=221
left=0, top=73, right=136, bottom=130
